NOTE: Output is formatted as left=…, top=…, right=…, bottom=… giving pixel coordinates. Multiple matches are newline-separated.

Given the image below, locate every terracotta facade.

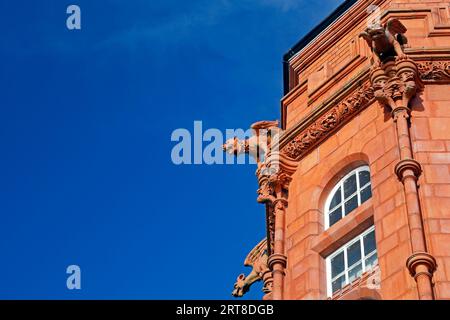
left=229, top=0, right=450, bottom=300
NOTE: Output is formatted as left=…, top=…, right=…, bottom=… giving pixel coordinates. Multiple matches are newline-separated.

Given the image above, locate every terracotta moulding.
left=225, top=120, right=298, bottom=300
left=231, top=239, right=272, bottom=299
left=371, top=56, right=436, bottom=300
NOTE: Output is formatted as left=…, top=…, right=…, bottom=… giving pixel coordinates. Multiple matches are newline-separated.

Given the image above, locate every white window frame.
left=324, top=165, right=371, bottom=229
left=325, top=226, right=377, bottom=297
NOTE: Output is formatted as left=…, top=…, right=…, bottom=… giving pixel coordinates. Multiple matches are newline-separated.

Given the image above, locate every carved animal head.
left=359, top=19, right=408, bottom=56
left=231, top=274, right=249, bottom=297
left=365, top=23, right=386, bottom=40
left=223, top=137, right=247, bottom=155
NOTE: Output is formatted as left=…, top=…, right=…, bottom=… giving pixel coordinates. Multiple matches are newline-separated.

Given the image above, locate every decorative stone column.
left=268, top=197, right=288, bottom=300
left=371, top=57, right=437, bottom=300
left=265, top=148, right=296, bottom=300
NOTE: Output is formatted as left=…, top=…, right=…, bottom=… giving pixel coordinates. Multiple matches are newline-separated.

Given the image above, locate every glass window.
left=360, top=186, right=372, bottom=204
left=344, top=196, right=358, bottom=215
left=326, top=226, right=378, bottom=297
left=359, top=170, right=371, bottom=187
left=325, top=166, right=372, bottom=229
left=343, top=174, right=357, bottom=198
left=329, top=187, right=341, bottom=211
left=347, top=241, right=361, bottom=267
left=330, top=252, right=345, bottom=278
left=329, top=207, right=342, bottom=227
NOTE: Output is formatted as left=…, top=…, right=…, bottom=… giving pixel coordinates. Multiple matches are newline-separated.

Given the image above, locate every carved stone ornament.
left=359, top=18, right=408, bottom=67
left=232, top=239, right=271, bottom=297
left=282, top=82, right=374, bottom=160
left=278, top=57, right=449, bottom=163
left=222, top=120, right=281, bottom=163
left=265, top=205, right=275, bottom=255
left=370, top=56, right=422, bottom=115
left=417, top=61, right=450, bottom=82
left=223, top=120, right=298, bottom=276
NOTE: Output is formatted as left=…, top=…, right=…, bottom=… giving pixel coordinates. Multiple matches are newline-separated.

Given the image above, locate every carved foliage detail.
left=282, top=83, right=374, bottom=159
left=417, top=61, right=450, bottom=81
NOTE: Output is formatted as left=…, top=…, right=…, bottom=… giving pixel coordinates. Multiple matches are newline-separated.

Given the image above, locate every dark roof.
left=283, top=0, right=359, bottom=94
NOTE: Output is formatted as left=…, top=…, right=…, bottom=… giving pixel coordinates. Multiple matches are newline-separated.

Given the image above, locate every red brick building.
left=229, top=0, right=450, bottom=300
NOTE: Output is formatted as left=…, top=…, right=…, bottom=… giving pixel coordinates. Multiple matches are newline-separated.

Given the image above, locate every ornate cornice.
left=279, top=57, right=450, bottom=162
left=281, top=80, right=374, bottom=160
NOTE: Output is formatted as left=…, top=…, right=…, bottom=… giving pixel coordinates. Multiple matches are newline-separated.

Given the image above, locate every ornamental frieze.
left=417, top=61, right=450, bottom=82
left=280, top=58, right=450, bottom=161
left=281, top=82, right=375, bottom=160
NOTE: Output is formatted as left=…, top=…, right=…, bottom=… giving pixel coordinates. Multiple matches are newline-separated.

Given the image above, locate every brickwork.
left=280, top=0, right=450, bottom=300
left=282, top=0, right=450, bottom=130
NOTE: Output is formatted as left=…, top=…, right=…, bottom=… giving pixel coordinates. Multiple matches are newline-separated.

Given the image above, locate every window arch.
left=325, top=165, right=372, bottom=229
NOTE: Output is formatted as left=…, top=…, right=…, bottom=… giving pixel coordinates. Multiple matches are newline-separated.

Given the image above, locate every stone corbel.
left=371, top=57, right=422, bottom=116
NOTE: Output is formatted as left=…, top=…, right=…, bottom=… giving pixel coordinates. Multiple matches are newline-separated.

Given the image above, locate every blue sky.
left=0, top=0, right=342, bottom=299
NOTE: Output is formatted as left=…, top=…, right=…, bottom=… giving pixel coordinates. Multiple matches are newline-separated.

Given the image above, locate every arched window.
left=325, top=166, right=372, bottom=229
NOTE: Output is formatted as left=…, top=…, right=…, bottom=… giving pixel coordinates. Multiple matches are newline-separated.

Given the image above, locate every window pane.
left=329, top=187, right=342, bottom=211
left=363, top=230, right=376, bottom=256
left=329, top=207, right=342, bottom=227
left=348, top=263, right=363, bottom=282
left=347, top=241, right=362, bottom=267
left=344, top=174, right=357, bottom=198
left=365, top=253, right=378, bottom=269
left=359, top=170, right=371, bottom=187
left=360, top=185, right=372, bottom=204
left=331, top=275, right=346, bottom=294
left=344, top=195, right=358, bottom=215
left=330, top=252, right=345, bottom=278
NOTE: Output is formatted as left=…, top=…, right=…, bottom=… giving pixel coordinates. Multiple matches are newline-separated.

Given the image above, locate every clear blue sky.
left=0, top=0, right=342, bottom=299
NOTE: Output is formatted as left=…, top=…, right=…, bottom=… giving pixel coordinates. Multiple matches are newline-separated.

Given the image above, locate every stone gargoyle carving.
left=232, top=239, right=270, bottom=297
left=359, top=18, right=408, bottom=67
left=222, top=120, right=281, bottom=162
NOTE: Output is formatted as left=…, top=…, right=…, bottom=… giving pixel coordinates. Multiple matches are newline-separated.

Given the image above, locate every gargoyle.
left=232, top=239, right=269, bottom=297
left=222, top=120, right=281, bottom=162
left=359, top=18, right=408, bottom=67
